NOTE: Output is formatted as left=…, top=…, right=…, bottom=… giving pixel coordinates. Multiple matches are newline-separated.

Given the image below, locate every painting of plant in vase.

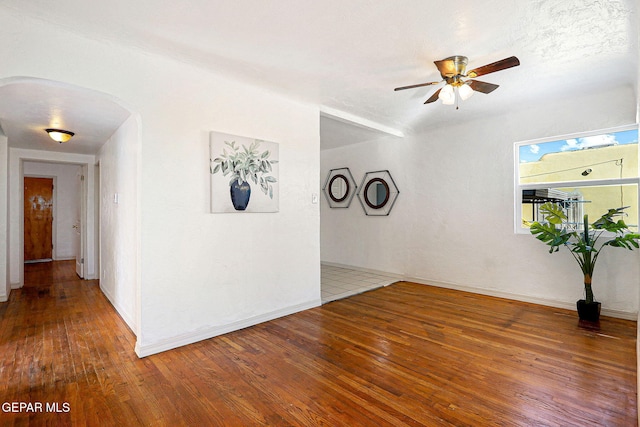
left=210, top=131, right=279, bottom=213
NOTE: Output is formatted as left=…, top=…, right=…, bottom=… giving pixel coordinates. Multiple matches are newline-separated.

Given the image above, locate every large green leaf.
left=606, top=233, right=640, bottom=250
left=530, top=221, right=572, bottom=253
left=592, top=207, right=629, bottom=231
left=538, top=202, right=567, bottom=225
left=529, top=203, right=639, bottom=301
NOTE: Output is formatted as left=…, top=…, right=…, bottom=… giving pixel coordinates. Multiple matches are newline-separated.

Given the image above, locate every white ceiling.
left=0, top=79, right=131, bottom=155
left=1, top=0, right=637, bottom=153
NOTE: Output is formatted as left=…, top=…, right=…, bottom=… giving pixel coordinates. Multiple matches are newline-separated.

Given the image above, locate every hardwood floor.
left=1, top=260, right=636, bottom=426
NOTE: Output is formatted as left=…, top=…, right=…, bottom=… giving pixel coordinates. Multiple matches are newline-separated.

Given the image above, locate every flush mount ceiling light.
left=394, top=54, right=520, bottom=109
left=45, top=128, right=75, bottom=143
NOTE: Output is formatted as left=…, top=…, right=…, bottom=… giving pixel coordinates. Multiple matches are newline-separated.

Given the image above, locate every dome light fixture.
left=458, top=83, right=474, bottom=101
left=45, top=128, right=75, bottom=143
left=438, top=84, right=455, bottom=105
left=438, top=79, right=474, bottom=107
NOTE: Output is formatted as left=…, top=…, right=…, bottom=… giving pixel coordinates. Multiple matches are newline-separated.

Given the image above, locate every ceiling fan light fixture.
left=458, top=83, right=474, bottom=100
left=393, top=54, right=520, bottom=109
left=45, top=128, right=74, bottom=143
left=439, top=84, right=455, bottom=105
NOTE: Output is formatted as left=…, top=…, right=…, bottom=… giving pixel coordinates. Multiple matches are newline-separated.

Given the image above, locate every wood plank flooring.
left=0, top=260, right=636, bottom=426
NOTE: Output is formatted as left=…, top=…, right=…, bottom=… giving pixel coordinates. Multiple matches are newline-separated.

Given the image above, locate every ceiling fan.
left=394, top=55, right=520, bottom=108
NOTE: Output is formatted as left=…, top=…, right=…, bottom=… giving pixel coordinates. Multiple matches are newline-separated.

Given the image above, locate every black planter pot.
left=230, top=180, right=251, bottom=211
left=577, top=299, right=601, bottom=322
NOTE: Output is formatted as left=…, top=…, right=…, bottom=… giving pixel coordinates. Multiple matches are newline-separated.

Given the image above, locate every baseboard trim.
left=321, top=261, right=403, bottom=279
left=135, top=299, right=322, bottom=358
left=99, top=284, right=137, bottom=335
left=323, top=262, right=637, bottom=321
left=403, top=275, right=637, bottom=321
left=24, top=258, right=52, bottom=264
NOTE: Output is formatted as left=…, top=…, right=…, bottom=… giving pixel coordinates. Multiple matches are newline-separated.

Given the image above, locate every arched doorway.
left=0, top=76, right=141, bottom=336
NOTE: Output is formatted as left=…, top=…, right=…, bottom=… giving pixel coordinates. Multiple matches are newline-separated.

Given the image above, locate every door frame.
left=76, top=166, right=87, bottom=278
left=10, top=151, right=97, bottom=289
left=94, top=161, right=100, bottom=284
left=23, top=174, right=57, bottom=262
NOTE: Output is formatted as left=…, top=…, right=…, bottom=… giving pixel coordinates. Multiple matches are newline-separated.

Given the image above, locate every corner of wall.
left=134, top=298, right=321, bottom=358
left=0, top=134, right=8, bottom=302
left=100, top=282, right=137, bottom=335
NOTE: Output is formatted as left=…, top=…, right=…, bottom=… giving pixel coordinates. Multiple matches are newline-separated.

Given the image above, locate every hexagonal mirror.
left=322, top=167, right=357, bottom=208
left=357, top=170, right=399, bottom=216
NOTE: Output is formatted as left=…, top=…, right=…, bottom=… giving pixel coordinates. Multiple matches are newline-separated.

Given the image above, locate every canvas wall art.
left=210, top=131, right=279, bottom=213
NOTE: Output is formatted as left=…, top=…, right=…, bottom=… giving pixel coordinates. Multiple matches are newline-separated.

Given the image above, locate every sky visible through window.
left=519, top=129, right=638, bottom=163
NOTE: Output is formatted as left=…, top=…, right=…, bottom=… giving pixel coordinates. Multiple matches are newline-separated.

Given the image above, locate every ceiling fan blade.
left=468, top=80, right=500, bottom=94
left=466, top=56, right=520, bottom=78
left=394, top=81, right=440, bottom=91
left=424, top=89, right=441, bottom=104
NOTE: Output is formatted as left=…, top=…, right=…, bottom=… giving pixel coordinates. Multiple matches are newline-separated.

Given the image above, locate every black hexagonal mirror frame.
left=322, top=167, right=357, bottom=208
left=357, top=170, right=399, bottom=216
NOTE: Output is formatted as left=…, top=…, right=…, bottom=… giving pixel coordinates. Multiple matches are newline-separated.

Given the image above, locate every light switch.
left=312, top=193, right=318, bottom=204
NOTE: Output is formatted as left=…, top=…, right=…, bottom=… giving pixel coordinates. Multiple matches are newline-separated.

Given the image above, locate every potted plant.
left=529, top=202, right=639, bottom=322
left=210, top=140, right=278, bottom=211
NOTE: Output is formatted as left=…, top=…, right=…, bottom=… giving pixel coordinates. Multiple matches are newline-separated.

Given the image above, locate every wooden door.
left=24, top=177, right=54, bottom=262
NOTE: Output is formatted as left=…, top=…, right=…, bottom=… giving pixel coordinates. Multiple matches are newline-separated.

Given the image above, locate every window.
left=515, top=126, right=639, bottom=233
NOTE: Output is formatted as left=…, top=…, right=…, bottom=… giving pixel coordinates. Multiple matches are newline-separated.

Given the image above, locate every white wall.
left=0, top=7, right=321, bottom=356
left=97, top=114, right=139, bottom=333
left=322, top=85, right=640, bottom=318
left=136, top=77, right=321, bottom=355
left=23, top=161, right=82, bottom=260
left=0, top=134, right=8, bottom=302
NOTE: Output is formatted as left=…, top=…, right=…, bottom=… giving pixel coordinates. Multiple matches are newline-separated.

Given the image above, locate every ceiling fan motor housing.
left=393, top=54, right=519, bottom=105
left=441, top=55, right=468, bottom=78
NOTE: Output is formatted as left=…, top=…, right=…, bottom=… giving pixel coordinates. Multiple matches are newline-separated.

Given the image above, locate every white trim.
left=320, top=107, right=405, bottom=138
left=321, top=261, right=404, bottom=279
left=514, top=124, right=639, bottom=150
left=403, top=275, right=637, bottom=321
left=326, top=262, right=637, bottom=320
left=323, top=263, right=638, bottom=321
left=100, top=282, right=136, bottom=333
left=134, top=299, right=322, bottom=358
left=519, top=177, right=640, bottom=190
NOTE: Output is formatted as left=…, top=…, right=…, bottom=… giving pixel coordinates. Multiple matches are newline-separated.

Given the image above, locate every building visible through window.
left=515, top=127, right=638, bottom=233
